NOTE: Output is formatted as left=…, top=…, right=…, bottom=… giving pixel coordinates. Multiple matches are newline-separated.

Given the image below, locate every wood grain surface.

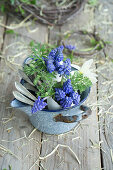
left=0, top=0, right=113, bottom=169
left=0, top=16, right=48, bottom=170
left=95, top=1, right=113, bottom=169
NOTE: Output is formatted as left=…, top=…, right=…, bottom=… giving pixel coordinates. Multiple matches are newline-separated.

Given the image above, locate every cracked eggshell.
left=47, top=97, right=61, bottom=110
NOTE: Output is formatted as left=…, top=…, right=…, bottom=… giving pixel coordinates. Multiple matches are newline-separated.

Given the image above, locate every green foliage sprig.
left=24, top=43, right=57, bottom=98
left=24, top=42, right=92, bottom=99
left=70, top=71, right=92, bottom=93
left=0, top=0, right=36, bottom=13
left=88, top=0, right=98, bottom=6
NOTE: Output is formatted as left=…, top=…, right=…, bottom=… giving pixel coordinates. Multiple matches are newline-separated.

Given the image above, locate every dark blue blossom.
left=54, top=60, right=63, bottom=69
left=31, top=96, right=47, bottom=114
left=55, top=88, right=66, bottom=101
left=48, top=49, right=57, bottom=59
left=45, top=46, right=72, bottom=75
left=46, top=62, right=55, bottom=73
left=65, top=45, right=76, bottom=51
left=55, top=50, right=64, bottom=62
left=63, top=58, right=71, bottom=75
left=56, top=59, right=71, bottom=76
left=57, top=64, right=65, bottom=75
left=56, top=45, right=64, bottom=51
left=63, top=79, right=73, bottom=94
left=45, top=58, right=55, bottom=73
left=45, top=46, right=64, bottom=73
left=69, top=91, right=80, bottom=105
left=60, top=96, right=73, bottom=108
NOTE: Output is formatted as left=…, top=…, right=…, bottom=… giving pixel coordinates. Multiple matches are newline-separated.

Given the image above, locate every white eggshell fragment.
left=47, top=97, right=61, bottom=110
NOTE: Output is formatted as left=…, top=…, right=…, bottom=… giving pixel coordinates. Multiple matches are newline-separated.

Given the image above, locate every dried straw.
left=39, top=144, right=81, bottom=164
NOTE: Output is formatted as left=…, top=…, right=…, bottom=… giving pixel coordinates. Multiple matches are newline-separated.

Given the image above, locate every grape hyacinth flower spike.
left=31, top=96, right=47, bottom=114
left=65, top=45, right=76, bottom=51
left=63, top=79, right=73, bottom=94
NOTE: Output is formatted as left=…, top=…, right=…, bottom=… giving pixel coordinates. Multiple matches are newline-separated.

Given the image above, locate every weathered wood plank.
left=97, top=61, right=113, bottom=170
left=39, top=4, right=101, bottom=170
left=95, top=1, right=113, bottom=169
left=0, top=16, right=48, bottom=170
left=39, top=85, right=101, bottom=170
left=0, top=13, right=7, bottom=51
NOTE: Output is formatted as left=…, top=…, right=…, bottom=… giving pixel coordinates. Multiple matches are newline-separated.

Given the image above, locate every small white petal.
left=70, top=70, right=75, bottom=76
left=59, top=61, right=63, bottom=65
left=81, top=59, right=93, bottom=71
left=53, top=72, right=62, bottom=82
left=89, top=77, right=98, bottom=83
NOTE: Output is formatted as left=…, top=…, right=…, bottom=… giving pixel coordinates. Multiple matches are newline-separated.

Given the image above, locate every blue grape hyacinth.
left=46, top=60, right=55, bottom=73
left=55, top=88, right=66, bottom=101
left=45, top=46, right=71, bottom=76
left=31, top=96, right=47, bottom=114
left=57, top=45, right=64, bottom=51
left=69, top=91, right=80, bottom=105
left=65, top=45, right=76, bottom=51
left=63, top=79, right=73, bottom=94
left=55, top=50, right=64, bottom=62
left=45, top=46, right=65, bottom=73
left=55, top=79, right=80, bottom=109
left=60, top=96, right=73, bottom=108
left=57, top=58, right=71, bottom=76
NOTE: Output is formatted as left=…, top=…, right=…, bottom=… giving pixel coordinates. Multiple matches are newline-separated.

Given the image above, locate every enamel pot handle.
left=53, top=105, right=92, bottom=123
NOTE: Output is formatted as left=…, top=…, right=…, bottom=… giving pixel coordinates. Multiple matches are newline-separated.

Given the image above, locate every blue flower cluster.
left=65, top=45, right=76, bottom=51
left=45, top=46, right=71, bottom=76
left=55, top=79, right=80, bottom=109
left=31, top=96, right=47, bottom=114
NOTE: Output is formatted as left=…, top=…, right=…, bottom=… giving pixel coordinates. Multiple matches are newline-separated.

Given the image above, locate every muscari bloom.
left=31, top=96, right=47, bottom=114
left=56, top=58, right=71, bottom=76
left=69, top=91, right=80, bottom=105
left=55, top=88, right=66, bottom=101
left=60, top=96, right=73, bottom=108
left=45, top=59, right=55, bottom=73
left=63, top=79, right=73, bottom=94
left=65, top=45, right=76, bottom=51
left=45, top=46, right=71, bottom=76
left=57, top=45, right=64, bottom=51
left=45, top=46, right=64, bottom=73
left=55, top=50, right=64, bottom=62
left=54, top=79, right=80, bottom=109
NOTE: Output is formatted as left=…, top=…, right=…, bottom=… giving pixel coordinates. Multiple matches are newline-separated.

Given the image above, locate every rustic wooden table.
left=0, top=0, right=113, bottom=170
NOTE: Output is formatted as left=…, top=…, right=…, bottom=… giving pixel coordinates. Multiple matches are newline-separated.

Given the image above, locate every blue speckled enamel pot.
left=11, top=58, right=91, bottom=134
left=11, top=88, right=91, bottom=134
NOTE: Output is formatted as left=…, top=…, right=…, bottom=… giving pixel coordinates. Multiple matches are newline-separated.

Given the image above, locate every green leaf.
left=70, top=71, right=92, bottom=93
left=90, top=38, right=98, bottom=46
left=67, top=51, right=74, bottom=63
left=5, top=29, right=15, bottom=34
left=104, top=41, right=112, bottom=44
left=19, top=5, right=25, bottom=15
left=10, top=0, right=15, bottom=5
left=29, top=40, right=35, bottom=47
left=9, top=165, right=12, bottom=170
left=0, top=5, right=5, bottom=12
left=88, top=0, right=98, bottom=6
left=30, top=0, right=36, bottom=4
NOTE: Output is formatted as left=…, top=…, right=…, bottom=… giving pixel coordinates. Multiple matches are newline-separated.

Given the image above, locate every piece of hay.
left=39, top=144, right=81, bottom=165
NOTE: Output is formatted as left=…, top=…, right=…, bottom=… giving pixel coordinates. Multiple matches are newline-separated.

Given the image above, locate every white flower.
left=71, top=59, right=97, bottom=84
